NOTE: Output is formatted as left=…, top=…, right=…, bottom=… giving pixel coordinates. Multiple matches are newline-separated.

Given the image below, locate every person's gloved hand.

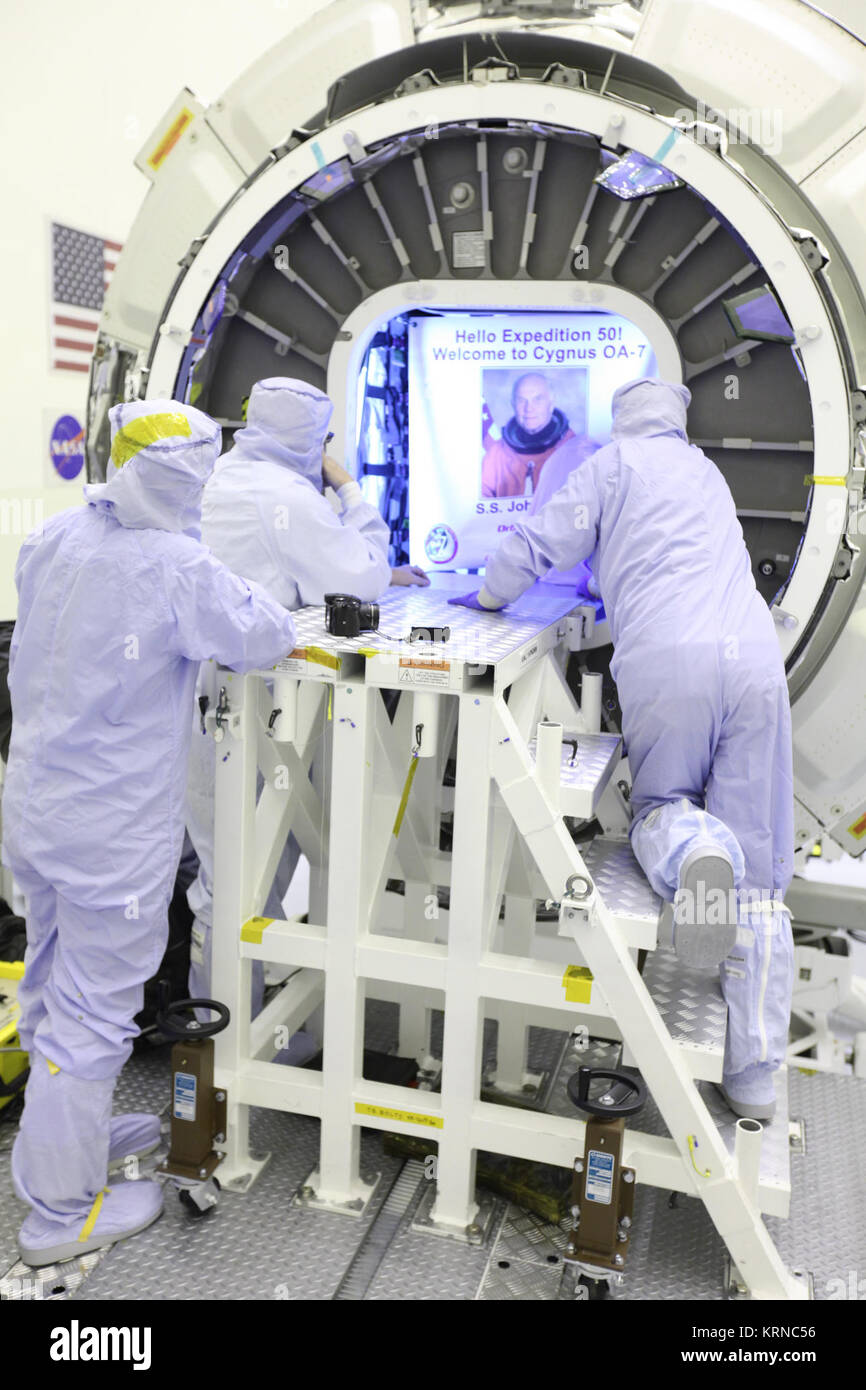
left=391, top=565, right=430, bottom=587
left=448, top=591, right=502, bottom=612
left=322, top=453, right=353, bottom=490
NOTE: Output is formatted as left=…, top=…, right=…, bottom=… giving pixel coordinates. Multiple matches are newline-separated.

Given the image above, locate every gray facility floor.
left=1, top=1013, right=865, bottom=1302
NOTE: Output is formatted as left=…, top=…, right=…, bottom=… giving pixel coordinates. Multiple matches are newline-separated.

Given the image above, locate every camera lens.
left=357, top=602, right=380, bottom=632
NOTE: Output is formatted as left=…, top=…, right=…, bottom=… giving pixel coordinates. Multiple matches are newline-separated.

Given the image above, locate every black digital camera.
left=324, top=593, right=380, bottom=638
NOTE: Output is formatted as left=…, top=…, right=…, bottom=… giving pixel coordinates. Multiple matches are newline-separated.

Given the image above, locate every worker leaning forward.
left=4, top=400, right=297, bottom=1265
left=452, top=377, right=794, bottom=1123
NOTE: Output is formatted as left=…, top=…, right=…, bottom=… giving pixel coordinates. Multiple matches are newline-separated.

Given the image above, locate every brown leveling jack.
left=565, top=1065, right=647, bottom=1293
left=156, top=998, right=230, bottom=1217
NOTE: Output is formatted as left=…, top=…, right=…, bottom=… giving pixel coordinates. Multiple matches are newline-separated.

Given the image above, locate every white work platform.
left=528, top=733, right=623, bottom=818
left=270, top=572, right=581, bottom=692
left=204, top=570, right=808, bottom=1302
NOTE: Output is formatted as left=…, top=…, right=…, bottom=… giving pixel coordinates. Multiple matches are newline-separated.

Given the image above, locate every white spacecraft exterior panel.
left=206, top=0, right=415, bottom=176
left=207, top=0, right=416, bottom=174
left=802, top=126, right=866, bottom=373
left=790, top=601, right=866, bottom=853
left=633, top=0, right=866, bottom=372
left=101, top=0, right=415, bottom=353
left=102, top=101, right=246, bottom=352
left=634, top=0, right=866, bottom=181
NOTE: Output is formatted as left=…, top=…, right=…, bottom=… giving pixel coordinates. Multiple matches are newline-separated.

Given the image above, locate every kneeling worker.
left=451, top=378, right=793, bottom=1122
left=5, top=401, right=296, bottom=1264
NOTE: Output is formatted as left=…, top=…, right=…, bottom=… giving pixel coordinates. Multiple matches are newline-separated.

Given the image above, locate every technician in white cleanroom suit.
left=451, top=379, right=793, bottom=1122
left=4, top=401, right=296, bottom=1265
left=185, top=377, right=423, bottom=1027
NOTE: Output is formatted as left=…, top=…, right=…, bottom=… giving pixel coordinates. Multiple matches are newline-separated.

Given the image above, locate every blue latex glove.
left=448, top=591, right=499, bottom=611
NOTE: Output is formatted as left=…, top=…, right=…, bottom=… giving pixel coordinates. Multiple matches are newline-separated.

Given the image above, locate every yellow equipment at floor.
left=0, top=960, right=28, bottom=1112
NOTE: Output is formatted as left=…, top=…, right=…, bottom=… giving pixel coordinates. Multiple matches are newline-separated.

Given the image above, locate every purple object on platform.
left=447, top=591, right=497, bottom=611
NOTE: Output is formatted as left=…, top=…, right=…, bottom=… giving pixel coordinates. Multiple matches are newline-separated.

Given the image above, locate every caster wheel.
left=179, top=1176, right=221, bottom=1218
left=578, top=1274, right=609, bottom=1301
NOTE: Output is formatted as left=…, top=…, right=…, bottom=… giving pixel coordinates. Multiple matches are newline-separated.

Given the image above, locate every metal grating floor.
left=1, top=1017, right=864, bottom=1300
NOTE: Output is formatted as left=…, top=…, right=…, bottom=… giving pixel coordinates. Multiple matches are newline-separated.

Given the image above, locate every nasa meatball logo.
left=50, top=414, right=85, bottom=481
left=424, top=524, right=458, bottom=565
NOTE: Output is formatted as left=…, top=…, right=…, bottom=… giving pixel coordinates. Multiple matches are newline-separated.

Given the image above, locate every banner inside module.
left=408, top=311, right=656, bottom=571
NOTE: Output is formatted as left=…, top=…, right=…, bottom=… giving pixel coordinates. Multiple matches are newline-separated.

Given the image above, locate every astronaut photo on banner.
left=480, top=366, right=599, bottom=501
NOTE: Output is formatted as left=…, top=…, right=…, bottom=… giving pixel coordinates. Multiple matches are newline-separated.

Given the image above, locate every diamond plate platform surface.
left=273, top=573, right=578, bottom=671
left=641, top=949, right=727, bottom=1070
left=528, top=732, right=621, bottom=816
left=476, top=1206, right=570, bottom=1301
left=474, top=1068, right=866, bottom=1300
left=708, top=1066, right=791, bottom=1200
left=71, top=1108, right=403, bottom=1301
left=767, top=1069, right=866, bottom=1299
left=580, top=838, right=662, bottom=924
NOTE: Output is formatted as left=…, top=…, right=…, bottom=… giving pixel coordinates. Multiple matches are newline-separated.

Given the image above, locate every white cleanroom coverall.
left=5, top=400, right=295, bottom=1263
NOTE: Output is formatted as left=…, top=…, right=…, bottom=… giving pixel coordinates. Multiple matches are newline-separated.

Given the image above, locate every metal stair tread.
left=528, top=731, right=622, bottom=817
left=641, top=948, right=727, bottom=1082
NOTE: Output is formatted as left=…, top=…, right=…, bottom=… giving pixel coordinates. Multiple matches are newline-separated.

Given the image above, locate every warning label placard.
left=397, top=656, right=451, bottom=688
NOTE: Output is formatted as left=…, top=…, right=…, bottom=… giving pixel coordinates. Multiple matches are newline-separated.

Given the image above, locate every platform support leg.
left=430, top=693, right=492, bottom=1234
left=488, top=894, right=540, bottom=1094
left=213, top=674, right=268, bottom=1190
left=313, top=682, right=377, bottom=1212
left=397, top=752, right=441, bottom=1067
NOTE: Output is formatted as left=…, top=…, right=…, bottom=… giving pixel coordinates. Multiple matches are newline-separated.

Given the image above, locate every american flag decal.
left=50, top=223, right=122, bottom=373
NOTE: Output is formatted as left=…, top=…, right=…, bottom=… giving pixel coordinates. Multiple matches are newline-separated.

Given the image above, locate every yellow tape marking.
left=687, top=1135, right=711, bottom=1178
left=562, top=964, right=593, bottom=1003
left=147, top=106, right=195, bottom=170
left=803, top=474, right=848, bottom=486
left=0, top=960, right=25, bottom=981
left=393, top=757, right=420, bottom=837
left=358, top=648, right=378, bottom=658
left=355, top=1102, right=443, bottom=1129
left=240, top=916, right=274, bottom=945
left=306, top=645, right=341, bottom=671
left=111, top=412, right=192, bottom=469
left=78, top=1188, right=109, bottom=1242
